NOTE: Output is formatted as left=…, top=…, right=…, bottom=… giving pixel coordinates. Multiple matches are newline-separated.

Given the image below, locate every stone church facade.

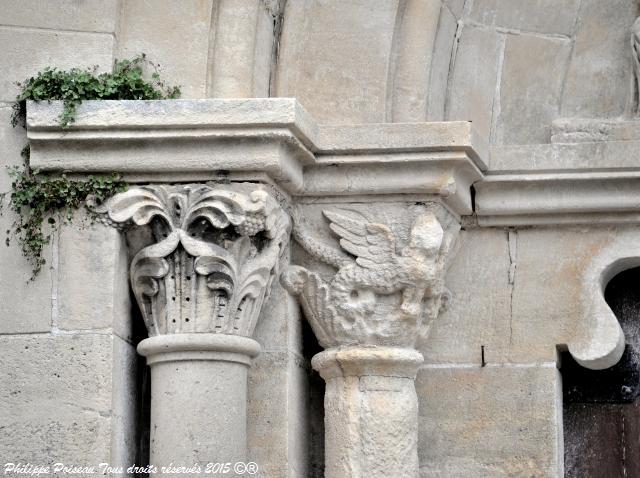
left=2, top=1, right=639, bottom=477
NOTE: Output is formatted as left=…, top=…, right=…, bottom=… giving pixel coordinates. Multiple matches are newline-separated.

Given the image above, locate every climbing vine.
left=11, top=53, right=180, bottom=128
left=3, top=55, right=181, bottom=276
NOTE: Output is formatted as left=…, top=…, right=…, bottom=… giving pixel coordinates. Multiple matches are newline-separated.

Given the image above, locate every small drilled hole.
left=185, top=297, right=190, bottom=302
left=185, top=318, right=190, bottom=322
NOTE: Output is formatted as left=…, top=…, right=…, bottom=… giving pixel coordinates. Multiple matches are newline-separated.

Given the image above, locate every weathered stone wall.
left=0, top=1, right=132, bottom=470
left=0, top=3, right=308, bottom=474
left=1, top=1, right=638, bottom=477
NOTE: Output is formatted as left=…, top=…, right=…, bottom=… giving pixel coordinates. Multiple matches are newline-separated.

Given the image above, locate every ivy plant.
left=3, top=154, right=127, bottom=276
left=11, top=53, right=180, bottom=128
left=3, top=55, right=180, bottom=277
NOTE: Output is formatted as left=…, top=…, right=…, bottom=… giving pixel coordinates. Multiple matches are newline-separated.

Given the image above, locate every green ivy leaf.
left=3, top=54, right=181, bottom=277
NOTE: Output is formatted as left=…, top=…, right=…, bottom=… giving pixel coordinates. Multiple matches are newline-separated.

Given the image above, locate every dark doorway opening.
left=563, top=267, right=640, bottom=477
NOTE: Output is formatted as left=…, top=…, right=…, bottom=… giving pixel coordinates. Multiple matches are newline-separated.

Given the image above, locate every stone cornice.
left=475, top=171, right=640, bottom=226
left=30, top=99, right=640, bottom=226
left=26, top=99, right=486, bottom=216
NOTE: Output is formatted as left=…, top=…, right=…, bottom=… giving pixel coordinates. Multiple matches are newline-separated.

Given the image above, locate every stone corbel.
left=568, top=233, right=639, bottom=370
left=96, top=183, right=290, bottom=472
left=281, top=207, right=458, bottom=478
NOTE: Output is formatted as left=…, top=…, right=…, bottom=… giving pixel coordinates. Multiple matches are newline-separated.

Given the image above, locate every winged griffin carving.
left=95, top=184, right=290, bottom=337
left=281, top=209, right=458, bottom=348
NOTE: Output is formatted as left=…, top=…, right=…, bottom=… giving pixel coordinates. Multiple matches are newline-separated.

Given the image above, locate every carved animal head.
left=403, top=212, right=444, bottom=258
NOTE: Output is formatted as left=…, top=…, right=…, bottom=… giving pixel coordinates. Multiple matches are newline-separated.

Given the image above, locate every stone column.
left=138, top=334, right=260, bottom=469
left=99, top=183, right=290, bottom=474
left=314, top=347, right=423, bottom=477
left=282, top=208, right=458, bottom=478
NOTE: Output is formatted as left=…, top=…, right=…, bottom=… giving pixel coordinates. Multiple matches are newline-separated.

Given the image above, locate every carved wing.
left=323, top=210, right=398, bottom=269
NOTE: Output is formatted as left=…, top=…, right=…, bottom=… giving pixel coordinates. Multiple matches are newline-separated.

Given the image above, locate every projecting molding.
left=29, top=99, right=640, bottom=225
left=475, top=171, right=640, bottom=226
left=26, top=99, right=486, bottom=215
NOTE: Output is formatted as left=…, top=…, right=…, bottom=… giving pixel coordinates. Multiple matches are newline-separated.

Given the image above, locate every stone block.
left=561, top=0, right=637, bottom=118
left=110, top=336, right=140, bottom=471
left=443, top=0, right=466, bottom=18
left=207, top=0, right=275, bottom=98
left=508, top=227, right=617, bottom=363
left=0, top=103, right=26, bottom=193
left=116, top=0, right=214, bottom=99
left=247, top=350, right=311, bottom=477
left=427, top=5, right=457, bottom=121
left=57, top=214, right=131, bottom=340
left=469, top=0, right=580, bottom=36
left=496, top=34, right=571, bottom=144
left=417, top=365, right=563, bottom=477
left=425, top=226, right=627, bottom=366
left=552, top=118, right=640, bottom=143
left=286, top=352, right=313, bottom=477
left=490, top=142, right=640, bottom=171
left=0, top=334, right=115, bottom=463
left=276, top=0, right=400, bottom=123
left=420, top=229, right=512, bottom=365
left=447, top=25, right=502, bottom=141
left=253, top=275, right=304, bottom=355
left=0, top=28, right=114, bottom=103
left=0, top=0, right=119, bottom=33
left=390, top=0, right=442, bottom=122
left=0, top=196, right=52, bottom=334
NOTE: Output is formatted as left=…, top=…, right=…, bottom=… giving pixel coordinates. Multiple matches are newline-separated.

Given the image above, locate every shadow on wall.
left=562, top=267, right=640, bottom=478
left=132, top=301, right=151, bottom=476
left=302, top=318, right=326, bottom=478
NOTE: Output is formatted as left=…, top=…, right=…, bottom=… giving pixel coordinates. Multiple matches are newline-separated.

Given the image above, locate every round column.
left=99, top=184, right=291, bottom=476
left=312, top=346, right=424, bottom=478
left=138, top=333, right=261, bottom=475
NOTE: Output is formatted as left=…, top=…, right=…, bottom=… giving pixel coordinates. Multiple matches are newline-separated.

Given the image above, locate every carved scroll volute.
left=281, top=208, right=458, bottom=348
left=97, top=184, right=290, bottom=338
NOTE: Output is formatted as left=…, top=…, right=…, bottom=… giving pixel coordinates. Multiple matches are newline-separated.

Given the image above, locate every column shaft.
left=313, top=347, right=424, bottom=478
left=138, top=334, right=260, bottom=475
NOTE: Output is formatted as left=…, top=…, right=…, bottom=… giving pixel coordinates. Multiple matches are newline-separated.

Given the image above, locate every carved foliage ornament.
left=281, top=209, right=458, bottom=348
left=97, top=184, right=290, bottom=337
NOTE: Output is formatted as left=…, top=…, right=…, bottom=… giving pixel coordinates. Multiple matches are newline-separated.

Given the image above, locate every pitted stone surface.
left=3, top=1, right=640, bottom=475
left=99, top=183, right=290, bottom=338
left=0, top=28, right=113, bottom=103
left=469, top=0, right=581, bottom=35
left=282, top=207, right=458, bottom=348
left=0, top=0, right=119, bottom=32
left=0, top=334, right=115, bottom=463
left=417, top=365, right=563, bottom=478
left=0, top=195, right=52, bottom=334
left=58, top=213, right=130, bottom=338
left=313, top=347, right=423, bottom=478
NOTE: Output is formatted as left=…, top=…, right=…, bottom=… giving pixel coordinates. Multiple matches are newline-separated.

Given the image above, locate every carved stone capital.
left=97, top=183, right=290, bottom=338
left=281, top=208, right=458, bottom=348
